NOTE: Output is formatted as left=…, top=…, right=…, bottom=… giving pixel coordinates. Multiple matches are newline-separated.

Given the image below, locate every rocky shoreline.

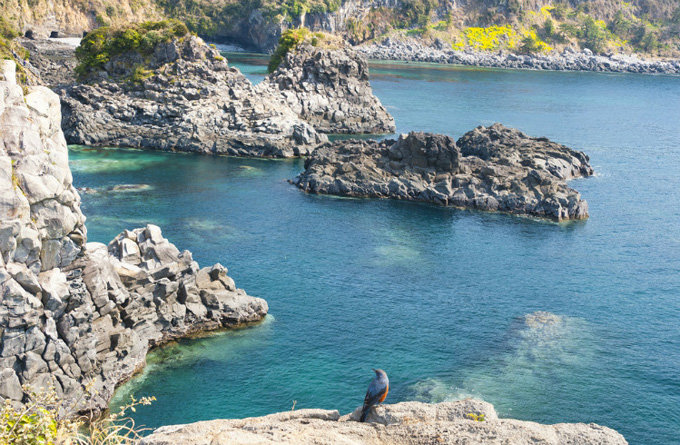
left=294, top=124, right=593, bottom=221
left=0, top=63, right=268, bottom=413
left=140, top=399, right=627, bottom=444
left=357, top=38, right=680, bottom=75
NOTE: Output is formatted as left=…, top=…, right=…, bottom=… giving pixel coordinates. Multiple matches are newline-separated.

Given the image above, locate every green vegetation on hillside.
left=0, top=17, right=31, bottom=85
left=75, top=19, right=189, bottom=79
left=267, top=27, right=339, bottom=72
left=157, top=0, right=341, bottom=39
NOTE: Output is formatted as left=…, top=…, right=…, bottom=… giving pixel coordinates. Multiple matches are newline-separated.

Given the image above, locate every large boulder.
left=140, top=399, right=627, bottom=445
left=293, top=124, right=593, bottom=221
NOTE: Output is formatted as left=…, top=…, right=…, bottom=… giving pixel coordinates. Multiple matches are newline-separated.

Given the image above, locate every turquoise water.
left=69, top=55, right=680, bottom=444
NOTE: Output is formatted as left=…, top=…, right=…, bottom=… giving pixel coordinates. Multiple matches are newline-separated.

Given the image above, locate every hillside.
left=1, top=0, right=679, bottom=58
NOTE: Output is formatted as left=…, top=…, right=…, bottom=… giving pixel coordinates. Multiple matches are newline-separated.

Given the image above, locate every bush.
left=580, top=16, right=607, bottom=53
left=267, top=27, right=311, bottom=72
left=75, top=19, right=190, bottom=78
left=0, top=384, right=155, bottom=444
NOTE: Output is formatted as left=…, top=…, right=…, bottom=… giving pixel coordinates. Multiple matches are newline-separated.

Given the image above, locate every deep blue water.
left=69, top=54, right=680, bottom=444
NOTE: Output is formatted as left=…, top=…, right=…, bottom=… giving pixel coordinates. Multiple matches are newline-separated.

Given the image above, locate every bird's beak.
left=371, top=368, right=376, bottom=372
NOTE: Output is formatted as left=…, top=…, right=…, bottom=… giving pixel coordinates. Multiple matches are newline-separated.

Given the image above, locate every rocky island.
left=140, top=399, right=627, bottom=444
left=293, top=124, right=593, bottom=221
left=0, top=62, right=267, bottom=413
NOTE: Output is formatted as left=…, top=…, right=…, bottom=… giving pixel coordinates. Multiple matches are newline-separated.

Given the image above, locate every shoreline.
left=356, top=38, right=680, bottom=75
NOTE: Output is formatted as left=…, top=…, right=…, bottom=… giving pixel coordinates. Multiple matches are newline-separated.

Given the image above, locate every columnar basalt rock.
left=293, top=124, right=593, bottom=221
left=0, top=69, right=268, bottom=412
left=258, top=42, right=396, bottom=134
left=60, top=35, right=327, bottom=158
left=140, top=399, right=628, bottom=445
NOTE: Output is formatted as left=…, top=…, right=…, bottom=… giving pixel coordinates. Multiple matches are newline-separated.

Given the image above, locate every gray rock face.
left=0, top=74, right=268, bottom=412
left=60, top=35, right=327, bottom=158
left=358, top=38, right=680, bottom=75
left=258, top=43, right=395, bottom=134
left=293, top=124, right=593, bottom=221
left=140, top=399, right=627, bottom=445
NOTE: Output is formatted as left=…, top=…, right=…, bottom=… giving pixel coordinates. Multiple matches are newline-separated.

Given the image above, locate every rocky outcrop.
left=258, top=41, right=395, bottom=134
left=140, top=399, right=627, bottom=444
left=0, top=66, right=268, bottom=412
left=293, top=124, right=593, bottom=221
left=358, top=38, right=680, bottom=75
left=19, top=38, right=78, bottom=87
left=60, top=35, right=326, bottom=157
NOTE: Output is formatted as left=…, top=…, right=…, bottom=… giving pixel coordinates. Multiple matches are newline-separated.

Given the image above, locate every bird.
left=360, top=368, right=389, bottom=422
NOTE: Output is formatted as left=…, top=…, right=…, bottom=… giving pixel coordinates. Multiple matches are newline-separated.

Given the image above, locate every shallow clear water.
left=69, top=55, right=680, bottom=444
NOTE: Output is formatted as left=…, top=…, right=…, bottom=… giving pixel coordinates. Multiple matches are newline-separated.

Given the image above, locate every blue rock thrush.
left=360, top=369, right=389, bottom=422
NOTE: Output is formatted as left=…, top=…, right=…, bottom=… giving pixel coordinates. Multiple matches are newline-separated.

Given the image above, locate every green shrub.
left=580, top=16, right=607, bottom=53
left=267, top=27, right=311, bottom=73
left=75, top=19, right=190, bottom=78
left=0, top=384, right=155, bottom=444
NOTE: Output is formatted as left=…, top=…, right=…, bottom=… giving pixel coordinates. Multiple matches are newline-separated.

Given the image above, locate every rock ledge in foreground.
left=293, top=124, right=593, bottom=221
left=140, top=399, right=627, bottom=445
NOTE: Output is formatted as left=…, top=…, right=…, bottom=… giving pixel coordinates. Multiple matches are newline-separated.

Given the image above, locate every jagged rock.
left=0, top=76, right=269, bottom=413
left=140, top=400, right=627, bottom=445
left=293, top=124, right=593, bottom=221
left=258, top=42, right=395, bottom=134
left=60, top=35, right=326, bottom=157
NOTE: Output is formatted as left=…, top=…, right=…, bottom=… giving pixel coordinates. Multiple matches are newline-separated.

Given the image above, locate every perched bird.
left=360, top=368, right=389, bottom=422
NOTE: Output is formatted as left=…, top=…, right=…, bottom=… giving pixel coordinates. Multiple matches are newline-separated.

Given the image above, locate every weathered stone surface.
left=0, top=77, right=268, bottom=413
left=141, top=400, right=627, bottom=445
left=293, top=124, right=593, bottom=221
left=258, top=42, right=395, bottom=134
left=59, top=35, right=326, bottom=158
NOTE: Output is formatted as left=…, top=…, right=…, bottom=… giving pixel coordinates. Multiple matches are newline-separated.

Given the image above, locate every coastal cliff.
left=140, top=399, right=627, bottom=444
left=60, top=25, right=326, bottom=157
left=294, top=124, right=593, bottom=221
left=257, top=31, right=395, bottom=134
left=0, top=62, right=267, bottom=412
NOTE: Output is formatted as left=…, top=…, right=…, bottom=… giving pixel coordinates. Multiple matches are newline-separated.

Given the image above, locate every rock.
left=258, top=39, right=395, bottom=134
left=140, top=400, right=627, bottom=445
left=59, top=35, right=326, bottom=158
left=0, top=76, right=269, bottom=413
left=293, top=124, right=593, bottom=221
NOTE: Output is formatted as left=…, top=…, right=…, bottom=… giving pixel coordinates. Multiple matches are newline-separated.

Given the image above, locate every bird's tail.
left=359, top=405, right=370, bottom=422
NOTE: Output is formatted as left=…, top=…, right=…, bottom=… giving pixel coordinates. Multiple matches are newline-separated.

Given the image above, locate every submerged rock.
left=60, top=34, right=326, bottom=157
left=140, top=399, right=627, bottom=444
left=258, top=38, right=395, bottom=134
left=0, top=72, right=268, bottom=412
left=293, top=124, right=593, bottom=221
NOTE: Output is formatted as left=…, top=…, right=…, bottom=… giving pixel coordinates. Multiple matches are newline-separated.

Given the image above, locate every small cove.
left=68, top=54, right=680, bottom=444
